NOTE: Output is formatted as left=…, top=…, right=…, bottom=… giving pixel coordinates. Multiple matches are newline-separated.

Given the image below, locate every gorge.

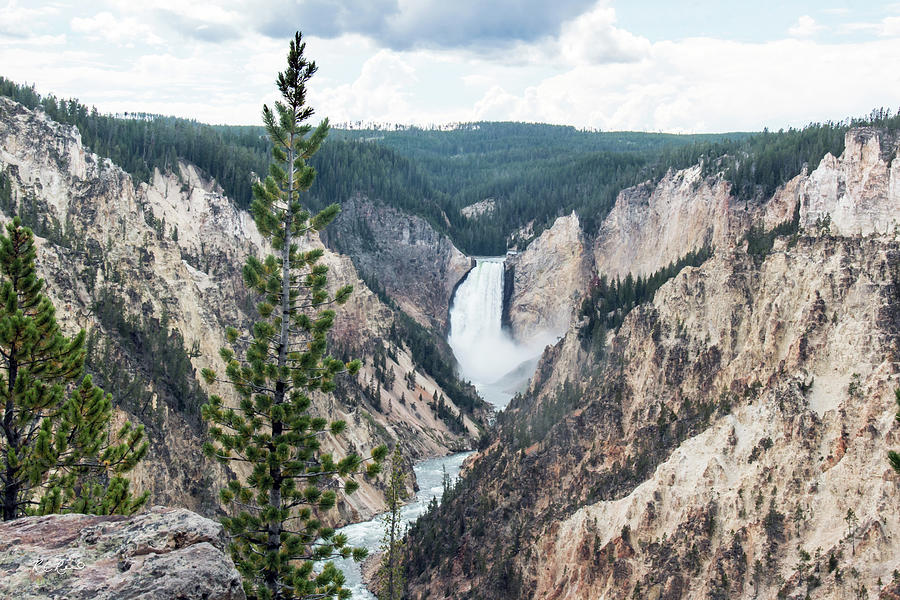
left=2, top=78, right=900, bottom=600
left=405, top=125, right=900, bottom=600
left=334, top=255, right=554, bottom=598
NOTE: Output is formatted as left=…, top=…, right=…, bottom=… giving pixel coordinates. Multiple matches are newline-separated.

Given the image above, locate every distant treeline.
left=2, top=78, right=898, bottom=255
left=0, top=77, right=271, bottom=207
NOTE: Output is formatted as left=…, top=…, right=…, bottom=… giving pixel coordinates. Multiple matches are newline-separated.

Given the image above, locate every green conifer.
left=201, top=31, right=386, bottom=600
left=0, top=217, right=148, bottom=521
left=378, top=447, right=407, bottom=600
left=889, top=388, right=900, bottom=475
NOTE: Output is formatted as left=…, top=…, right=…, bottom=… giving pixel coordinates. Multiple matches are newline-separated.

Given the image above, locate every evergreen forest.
left=3, top=77, right=899, bottom=255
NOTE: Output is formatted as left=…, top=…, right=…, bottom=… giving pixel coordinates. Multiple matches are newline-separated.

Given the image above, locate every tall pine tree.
left=0, top=217, right=148, bottom=521
left=377, top=447, right=407, bottom=600
left=201, top=31, right=386, bottom=600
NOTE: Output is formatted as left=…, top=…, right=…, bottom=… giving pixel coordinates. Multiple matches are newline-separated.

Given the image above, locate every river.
left=329, top=452, right=473, bottom=599
left=333, top=256, right=541, bottom=598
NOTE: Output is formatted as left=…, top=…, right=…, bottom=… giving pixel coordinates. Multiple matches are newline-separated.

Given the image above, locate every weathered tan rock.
left=590, top=127, right=900, bottom=283
left=505, top=213, right=590, bottom=346
left=461, top=198, right=496, bottom=219
left=800, top=128, right=900, bottom=236
left=408, top=128, right=900, bottom=600
left=0, top=506, right=245, bottom=600
left=882, top=579, right=900, bottom=599
left=592, top=164, right=739, bottom=279
left=414, top=233, right=900, bottom=600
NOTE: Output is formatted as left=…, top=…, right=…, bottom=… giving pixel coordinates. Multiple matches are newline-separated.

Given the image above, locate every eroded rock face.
left=800, top=128, right=900, bottom=236
left=406, top=127, right=900, bottom=600
left=321, top=195, right=472, bottom=332
left=505, top=213, right=590, bottom=346
left=591, top=128, right=900, bottom=285
left=461, top=199, right=496, bottom=219
left=412, top=233, right=900, bottom=600
left=0, top=506, right=245, bottom=600
left=0, top=97, right=483, bottom=525
left=530, top=242, right=900, bottom=600
left=592, top=165, right=739, bottom=279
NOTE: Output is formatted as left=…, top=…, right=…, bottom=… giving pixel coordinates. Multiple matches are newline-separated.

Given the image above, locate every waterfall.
left=448, top=257, right=548, bottom=410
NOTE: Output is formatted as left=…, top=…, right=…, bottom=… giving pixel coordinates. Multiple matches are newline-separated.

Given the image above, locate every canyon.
left=3, top=92, right=900, bottom=600
left=0, top=96, right=488, bottom=525
left=406, top=127, right=900, bottom=600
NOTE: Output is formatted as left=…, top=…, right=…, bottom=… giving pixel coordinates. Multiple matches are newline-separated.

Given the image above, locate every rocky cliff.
left=321, top=194, right=472, bottom=332
left=504, top=213, right=590, bottom=347
left=592, top=164, right=737, bottom=279
left=0, top=506, right=244, bottom=599
left=0, top=96, right=486, bottom=525
left=800, top=128, right=900, bottom=237
left=406, top=128, right=900, bottom=600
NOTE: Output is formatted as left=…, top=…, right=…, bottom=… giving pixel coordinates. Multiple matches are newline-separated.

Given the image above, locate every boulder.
left=0, top=506, right=245, bottom=599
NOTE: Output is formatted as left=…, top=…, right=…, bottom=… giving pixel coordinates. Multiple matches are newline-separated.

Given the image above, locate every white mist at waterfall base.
left=448, top=257, right=557, bottom=410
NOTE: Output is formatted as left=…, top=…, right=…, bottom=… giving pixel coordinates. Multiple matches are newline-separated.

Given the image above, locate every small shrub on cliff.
left=201, top=32, right=386, bottom=600
left=0, top=218, right=148, bottom=520
left=887, top=388, right=900, bottom=474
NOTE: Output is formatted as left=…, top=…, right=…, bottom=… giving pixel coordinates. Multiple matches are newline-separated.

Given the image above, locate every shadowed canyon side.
left=320, top=194, right=472, bottom=332
left=0, top=96, right=488, bottom=525
left=406, top=127, right=900, bottom=600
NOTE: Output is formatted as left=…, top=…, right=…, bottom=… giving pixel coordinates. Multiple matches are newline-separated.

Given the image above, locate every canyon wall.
left=800, top=128, right=900, bottom=237
left=321, top=194, right=472, bottom=332
left=0, top=97, right=485, bottom=525
left=592, top=164, right=738, bottom=279
left=504, top=213, right=590, bottom=347
left=407, top=128, right=900, bottom=600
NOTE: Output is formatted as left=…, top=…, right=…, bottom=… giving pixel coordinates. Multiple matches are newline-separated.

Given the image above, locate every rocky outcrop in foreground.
left=0, top=507, right=244, bottom=600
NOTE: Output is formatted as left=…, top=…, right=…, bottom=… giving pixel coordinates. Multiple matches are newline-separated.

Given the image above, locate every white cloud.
left=0, top=33, right=66, bottom=47
left=255, top=0, right=597, bottom=51
left=1, top=1, right=898, bottom=134
left=462, top=36, right=900, bottom=132
left=556, top=3, right=651, bottom=65
left=0, top=0, right=58, bottom=38
left=461, top=74, right=493, bottom=88
left=71, top=12, right=165, bottom=46
left=104, top=0, right=243, bottom=27
left=840, top=13, right=900, bottom=37
left=788, top=15, right=824, bottom=38
left=880, top=16, right=900, bottom=36
left=472, top=85, right=522, bottom=121
left=313, top=50, right=418, bottom=125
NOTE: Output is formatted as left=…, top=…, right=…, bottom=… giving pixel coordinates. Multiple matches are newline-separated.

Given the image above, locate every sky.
left=1, top=1, right=899, bottom=132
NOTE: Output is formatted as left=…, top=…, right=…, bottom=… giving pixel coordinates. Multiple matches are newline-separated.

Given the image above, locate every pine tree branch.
left=208, top=452, right=253, bottom=463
